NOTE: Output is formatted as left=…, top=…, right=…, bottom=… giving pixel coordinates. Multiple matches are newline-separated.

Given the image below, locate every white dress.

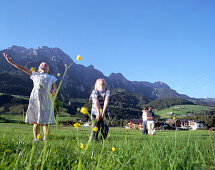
left=25, top=72, right=57, bottom=124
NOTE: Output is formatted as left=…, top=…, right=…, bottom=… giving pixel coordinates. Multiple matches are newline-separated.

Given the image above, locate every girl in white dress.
left=3, top=53, right=57, bottom=141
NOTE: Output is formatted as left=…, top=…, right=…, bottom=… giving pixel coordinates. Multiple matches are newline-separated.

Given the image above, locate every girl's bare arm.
left=3, top=53, right=32, bottom=76
left=101, top=97, right=109, bottom=119
left=92, top=99, right=101, bottom=122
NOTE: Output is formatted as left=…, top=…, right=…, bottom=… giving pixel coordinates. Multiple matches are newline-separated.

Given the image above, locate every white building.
left=189, top=120, right=204, bottom=130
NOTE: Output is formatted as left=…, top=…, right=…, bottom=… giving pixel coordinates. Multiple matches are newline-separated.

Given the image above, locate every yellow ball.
left=30, top=67, right=36, bottom=74
left=76, top=55, right=82, bottom=61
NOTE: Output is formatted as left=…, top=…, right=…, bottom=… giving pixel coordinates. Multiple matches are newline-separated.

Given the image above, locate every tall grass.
left=0, top=123, right=215, bottom=169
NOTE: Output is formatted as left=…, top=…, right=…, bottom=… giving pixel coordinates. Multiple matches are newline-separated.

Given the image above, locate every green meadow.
left=0, top=123, right=215, bottom=169
left=154, top=105, right=213, bottom=119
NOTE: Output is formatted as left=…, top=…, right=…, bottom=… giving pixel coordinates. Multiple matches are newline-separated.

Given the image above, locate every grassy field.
left=0, top=123, right=215, bottom=169
left=154, top=105, right=213, bottom=118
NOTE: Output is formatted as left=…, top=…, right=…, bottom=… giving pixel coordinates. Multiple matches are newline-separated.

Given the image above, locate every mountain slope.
left=0, top=45, right=186, bottom=101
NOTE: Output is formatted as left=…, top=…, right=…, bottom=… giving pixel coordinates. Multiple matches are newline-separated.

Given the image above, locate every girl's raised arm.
left=3, top=53, right=32, bottom=76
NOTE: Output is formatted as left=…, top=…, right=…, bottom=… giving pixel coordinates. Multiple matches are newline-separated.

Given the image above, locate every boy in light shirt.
left=142, top=107, right=149, bottom=135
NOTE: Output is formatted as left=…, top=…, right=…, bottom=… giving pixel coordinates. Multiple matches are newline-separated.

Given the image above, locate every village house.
left=167, top=112, right=173, bottom=114
left=125, top=118, right=204, bottom=131
left=125, top=119, right=143, bottom=130
left=209, top=127, right=215, bottom=131
left=166, top=119, right=204, bottom=130
left=166, top=119, right=175, bottom=125
left=154, top=122, right=175, bottom=130
left=176, top=119, right=189, bottom=129
left=166, top=119, right=189, bottom=129
left=189, top=120, right=204, bottom=130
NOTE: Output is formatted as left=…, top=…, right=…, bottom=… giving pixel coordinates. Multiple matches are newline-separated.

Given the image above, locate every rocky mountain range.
left=0, top=45, right=210, bottom=105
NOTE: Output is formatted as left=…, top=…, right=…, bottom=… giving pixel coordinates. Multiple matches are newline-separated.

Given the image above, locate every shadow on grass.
left=0, top=116, right=23, bottom=123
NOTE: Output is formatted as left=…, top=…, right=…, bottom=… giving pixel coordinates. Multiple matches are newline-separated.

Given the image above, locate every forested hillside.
left=147, top=98, right=195, bottom=110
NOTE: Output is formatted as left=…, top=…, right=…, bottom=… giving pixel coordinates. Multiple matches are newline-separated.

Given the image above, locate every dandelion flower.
left=173, top=117, right=176, bottom=120
left=76, top=55, right=82, bottom=61
left=93, top=126, right=98, bottom=132
left=74, top=122, right=80, bottom=128
left=37, top=134, right=41, bottom=140
left=57, top=73, right=61, bottom=76
left=112, top=147, right=116, bottom=152
left=80, top=107, right=88, bottom=115
left=80, top=143, right=85, bottom=149
left=77, top=108, right=80, bottom=111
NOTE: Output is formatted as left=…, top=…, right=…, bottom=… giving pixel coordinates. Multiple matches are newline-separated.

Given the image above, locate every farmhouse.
left=125, top=119, right=204, bottom=131
left=125, top=119, right=142, bottom=130
left=166, top=119, right=204, bottom=130
left=166, top=119, right=178, bottom=126
left=167, top=112, right=173, bottom=114
left=189, top=120, right=204, bottom=130
left=177, top=119, right=189, bottom=129
left=154, top=122, right=175, bottom=130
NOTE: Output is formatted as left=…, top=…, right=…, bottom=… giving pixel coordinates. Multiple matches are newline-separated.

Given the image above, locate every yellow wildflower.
left=173, top=117, right=176, bottom=120
left=76, top=55, right=82, bottom=61
left=80, top=143, right=85, bottom=149
left=80, top=107, right=88, bottom=115
left=93, top=126, right=98, bottom=132
left=112, top=147, right=116, bottom=152
left=74, top=122, right=80, bottom=128
left=57, top=73, right=61, bottom=76
left=77, top=108, right=80, bottom=111
left=37, top=134, right=41, bottom=140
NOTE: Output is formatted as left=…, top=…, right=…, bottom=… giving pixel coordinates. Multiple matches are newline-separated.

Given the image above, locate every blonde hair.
left=94, top=78, right=108, bottom=90
left=38, top=62, right=50, bottom=74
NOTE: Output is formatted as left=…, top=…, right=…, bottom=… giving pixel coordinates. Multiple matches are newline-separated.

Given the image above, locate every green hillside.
left=147, top=97, right=195, bottom=110
left=154, top=105, right=214, bottom=118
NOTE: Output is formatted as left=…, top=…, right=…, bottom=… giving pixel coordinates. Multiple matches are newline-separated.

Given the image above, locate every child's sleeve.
left=106, top=90, right=111, bottom=99
left=30, top=72, right=38, bottom=80
left=89, top=90, right=98, bottom=100
left=51, top=76, right=57, bottom=84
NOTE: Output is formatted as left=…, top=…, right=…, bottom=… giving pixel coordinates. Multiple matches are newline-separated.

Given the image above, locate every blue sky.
left=0, top=0, right=215, bottom=98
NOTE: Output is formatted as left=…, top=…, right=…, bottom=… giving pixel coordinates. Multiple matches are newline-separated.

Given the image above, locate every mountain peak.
left=8, top=45, right=28, bottom=52
left=153, top=81, right=170, bottom=89
left=37, top=46, right=61, bottom=51
left=109, top=73, right=127, bottom=80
